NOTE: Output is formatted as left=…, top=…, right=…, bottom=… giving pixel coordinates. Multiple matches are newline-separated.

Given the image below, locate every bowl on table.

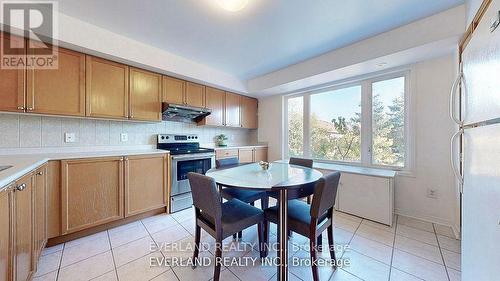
left=259, top=161, right=270, bottom=170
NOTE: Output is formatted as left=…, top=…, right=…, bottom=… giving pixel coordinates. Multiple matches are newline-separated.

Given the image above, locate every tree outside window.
left=310, top=86, right=361, bottom=162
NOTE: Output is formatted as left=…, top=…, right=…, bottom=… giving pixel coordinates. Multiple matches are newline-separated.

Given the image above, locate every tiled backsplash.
left=0, top=113, right=257, bottom=149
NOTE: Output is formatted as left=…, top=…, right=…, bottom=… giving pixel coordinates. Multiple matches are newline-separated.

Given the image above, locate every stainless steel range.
left=157, top=134, right=215, bottom=213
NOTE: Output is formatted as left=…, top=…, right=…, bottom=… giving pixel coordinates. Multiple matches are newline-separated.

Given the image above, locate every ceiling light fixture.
left=216, top=0, right=248, bottom=12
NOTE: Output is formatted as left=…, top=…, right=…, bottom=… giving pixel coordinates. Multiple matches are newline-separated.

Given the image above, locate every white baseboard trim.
left=395, top=208, right=460, bottom=239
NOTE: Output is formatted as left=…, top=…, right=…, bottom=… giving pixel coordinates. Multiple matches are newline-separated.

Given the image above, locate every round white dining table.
left=206, top=161, right=323, bottom=281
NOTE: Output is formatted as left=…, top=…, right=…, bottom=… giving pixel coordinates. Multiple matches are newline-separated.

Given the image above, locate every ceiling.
left=57, top=0, right=464, bottom=80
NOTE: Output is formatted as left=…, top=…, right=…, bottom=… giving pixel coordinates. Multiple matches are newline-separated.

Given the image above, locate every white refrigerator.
left=451, top=0, right=500, bottom=279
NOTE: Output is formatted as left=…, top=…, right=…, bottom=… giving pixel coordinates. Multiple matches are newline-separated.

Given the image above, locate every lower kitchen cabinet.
left=33, top=165, right=48, bottom=267
left=0, top=184, right=14, bottom=281
left=238, top=148, right=254, bottom=163
left=125, top=154, right=168, bottom=217
left=0, top=168, right=47, bottom=281
left=253, top=147, right=268, bottom=162
left=15, top=173, right=35, bottom=281
left=0, top=153, right=169, bottom=280
left=216, top=147, right=268, bottom=163
left=61, top=157, right=125, bottom=234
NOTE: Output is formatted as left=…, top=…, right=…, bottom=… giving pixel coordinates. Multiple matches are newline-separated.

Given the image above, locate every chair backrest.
left=310, top=172, right=341, bottom=219
left=187, top=172, right=222, bottom=222
left=215, top=157, right=239, bottom=168
left=289, top=157, right=313, bottom=168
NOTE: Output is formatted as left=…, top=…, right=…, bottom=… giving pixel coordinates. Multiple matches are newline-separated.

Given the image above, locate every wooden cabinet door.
left=254, top=148, right=268, bottom=162
left=0, top=185, right=14, bottom=281
left=61, top=157, right=124, bottom=234
left=46, top=161, right=61, bottom=239
left=27, top=47, right=85, bottom=116
left=240, top=96, right=258, bottom=129
left=33, top=165, right=47, bottom=263
left=225, top=92, right=240, bottom=127
left=86, top=56, right=129, bottom=119
left=0, top=32, right=26, bottom=113
left=238, top=148, right=254, bottom=163
left=124, top=154, right=167, bottom=217
left=200, top=87, right=224, bottom=126
left=14, top=173, right=34, bottom=281
left=129, top=68, right=162, bottom=121
left=162, top=76, right=185, bottom=105
left=185, top=82, right=205, bottom=108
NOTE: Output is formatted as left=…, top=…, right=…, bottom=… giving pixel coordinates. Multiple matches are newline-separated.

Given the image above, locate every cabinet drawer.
left=216, top=149, right=239, bottom=159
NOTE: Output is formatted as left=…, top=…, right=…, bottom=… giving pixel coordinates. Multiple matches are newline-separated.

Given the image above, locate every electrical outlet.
left=427, top=188, right=438, bottom=199
left=64, top=132, right=76, bottom=143
left=120, top=133, right=128, bottom=142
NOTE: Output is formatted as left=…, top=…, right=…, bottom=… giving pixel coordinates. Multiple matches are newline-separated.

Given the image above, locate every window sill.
left=279, top=159, right=397, bottom=178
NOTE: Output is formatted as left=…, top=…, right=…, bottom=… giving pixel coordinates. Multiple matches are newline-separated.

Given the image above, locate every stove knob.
left=161, top=136, right=165, bottom=140
left=166, top=136, right=169, bottom=139
left=195, top=136, right=198, bottom=139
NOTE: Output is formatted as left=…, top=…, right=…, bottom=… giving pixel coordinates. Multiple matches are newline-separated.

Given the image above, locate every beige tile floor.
left=33, top=208, right=461, bottom=281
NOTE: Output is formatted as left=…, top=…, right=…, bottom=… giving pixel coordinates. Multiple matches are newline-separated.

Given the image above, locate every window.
left=285, top=73, right=409, bottom=170
left=287, top=96, right=304, bottom=157
left=372, top=77, right=405, bottom=167
left=310, top=86, right=361, bottom=162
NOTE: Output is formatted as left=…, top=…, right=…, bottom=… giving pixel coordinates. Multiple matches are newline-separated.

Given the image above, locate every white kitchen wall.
left=258, top=54, right=458, bottom=230
left=0, top=114, right=257, bottom=149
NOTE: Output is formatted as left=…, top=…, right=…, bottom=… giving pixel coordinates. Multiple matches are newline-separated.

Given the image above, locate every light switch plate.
left=65, top=132, right=76, bottom=143
left=121, top=133, right=128, bottom=142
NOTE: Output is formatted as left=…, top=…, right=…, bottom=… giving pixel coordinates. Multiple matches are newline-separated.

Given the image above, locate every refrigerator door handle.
left=449, top=70, right=464, bottom=126
left=450, top=129, right=464, bottom=189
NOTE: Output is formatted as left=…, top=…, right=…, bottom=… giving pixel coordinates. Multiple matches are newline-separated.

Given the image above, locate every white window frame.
left=284, top=68, right=414, bottom=172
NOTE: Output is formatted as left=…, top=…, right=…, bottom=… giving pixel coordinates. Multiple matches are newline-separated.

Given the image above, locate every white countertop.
left=209, top=144, right=268, bottom=150
left=0, top=149, right=169, bottom=190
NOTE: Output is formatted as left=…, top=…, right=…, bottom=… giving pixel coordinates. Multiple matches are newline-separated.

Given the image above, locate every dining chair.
left=217, top=157, right=269, bottom=239
left=263, top=171, right=341, bottom=281
left=188, top=172, right=266, bottom=281
left=289, top=157, right=314, bottom=204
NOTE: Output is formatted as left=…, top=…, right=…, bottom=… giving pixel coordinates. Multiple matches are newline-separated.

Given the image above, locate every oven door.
left=171, top=154, right=215, bottom=196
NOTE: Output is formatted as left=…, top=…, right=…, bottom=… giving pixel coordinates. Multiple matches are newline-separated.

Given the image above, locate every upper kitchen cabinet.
left=86, top=56, right=129, bottom=119
left=199, top=87, right=225, bottom=126
left=240, top=95, right=258, bottom=129
left=129, top=68, right=162, bottom=121
left=185, top=82, right=206, bottom=108
left=225, top=92, right=241, bottom=127
left=0, top=32, right=26, bottom=113
left=162, top=76, right=185, bottom=105
left=27, top=47, right=85, bottom=116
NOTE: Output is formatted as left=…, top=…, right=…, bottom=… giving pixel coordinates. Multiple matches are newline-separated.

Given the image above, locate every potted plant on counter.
left=215, top=134, right=228, bottom=147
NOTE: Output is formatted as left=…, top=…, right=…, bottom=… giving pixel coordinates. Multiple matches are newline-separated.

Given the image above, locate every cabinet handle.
left=17, top=106, right=25, bottom=110
left=16, top=183, right=27, bottom=191
left=36, top=171, right=43, bottom=176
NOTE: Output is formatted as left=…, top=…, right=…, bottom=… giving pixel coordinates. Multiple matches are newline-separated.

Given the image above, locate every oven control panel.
left=158, top=134, right=199, bottom=143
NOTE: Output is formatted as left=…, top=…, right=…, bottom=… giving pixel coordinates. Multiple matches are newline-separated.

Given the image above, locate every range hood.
left=162, top=103, right=211, bottom=122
